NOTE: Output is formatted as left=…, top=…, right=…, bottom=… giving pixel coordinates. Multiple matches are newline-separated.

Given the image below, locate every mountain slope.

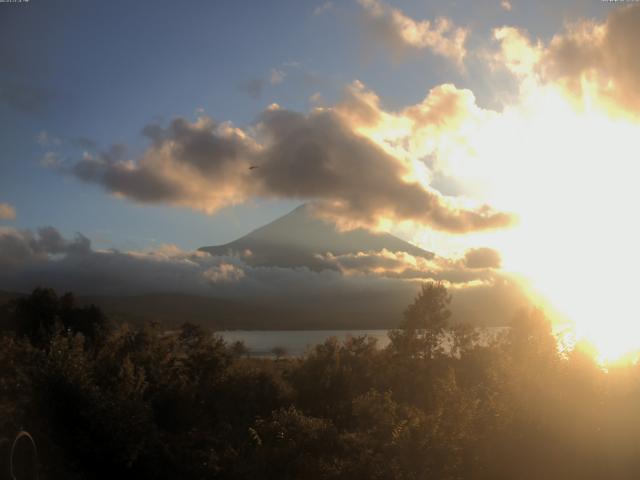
left=199, top=204, right=432, bottom=270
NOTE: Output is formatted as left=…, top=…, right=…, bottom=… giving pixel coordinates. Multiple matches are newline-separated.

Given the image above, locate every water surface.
left=219, top=329, right=391, bottom=357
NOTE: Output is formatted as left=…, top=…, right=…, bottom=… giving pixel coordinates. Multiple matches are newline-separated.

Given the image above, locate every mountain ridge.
left=199, top=204, right=432, bottom=270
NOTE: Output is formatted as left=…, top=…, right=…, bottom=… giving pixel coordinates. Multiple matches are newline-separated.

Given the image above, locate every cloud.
left=357, top=0, right=468, bottom=67
left=0, top=226, right=239, bottom=294
left=336, top=80, right=493, bottom=166
left=313, top=1, right=334, bottom=15
left=35, top=226, right=92, bottom=256
left=491, top=4, right=640, bottom=117
left=270, top=68, right=286, bottom=85
left=255, top=106, right=511, bottom=232
left=238, top=68, right=287, bottom=99
left=71, top=136, right=98, bottom=150
left=0, top=203, right=16, bottom=221
left=318, top=249, right=435, bottom=278
left=40, top=152, right=62, bottom=168
left=0, top=226, right=90, bottom=267
left=309, top=92, right=323, bottom=105
left=203, top=263, right=246, bottom=283
left=238, top=78, right=267, bottom=99
left=64, top=83, right=514, bottom=235
left=35, top=132, right=98, bottom=158
left=490, top=27, right=542, bottom=77
left=0, top=226, right=386, bottom=299
left=318, top=247, right=502, bottom=283
left=0, top=226, right=528, bottom=326
left=71, top=122, right=249, bottom=206
left=463, top=247, right=502, bottom=269
left=36, top=131, right=61, bottom=147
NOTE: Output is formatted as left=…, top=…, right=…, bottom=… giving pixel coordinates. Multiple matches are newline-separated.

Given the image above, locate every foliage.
left=388, top=281, right=451, bottom=359
left=0, top=284, right=639, bottom=479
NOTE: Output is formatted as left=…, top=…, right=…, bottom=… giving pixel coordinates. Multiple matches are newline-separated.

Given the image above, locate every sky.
left=0, top=0, right=607, bottom=250
left=2, top=0, right=640, bottom=361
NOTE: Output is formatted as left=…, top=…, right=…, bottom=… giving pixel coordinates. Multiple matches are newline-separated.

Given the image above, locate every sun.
left=342, top=72, right=640, bottom=364
left=442, top=82, right=640, bottom=364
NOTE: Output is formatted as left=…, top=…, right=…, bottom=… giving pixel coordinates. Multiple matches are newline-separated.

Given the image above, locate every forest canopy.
left=0, top=284, right=638, bottom=480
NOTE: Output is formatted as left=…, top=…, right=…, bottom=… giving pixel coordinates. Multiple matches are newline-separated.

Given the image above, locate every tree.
left=389, top=282, right=452, bottom=359
left=10, top=288, right=111, bottom=349
left=231, top=340, right=249, bottom=358
left=10, top=287, right=59, bottom=347
left=271, top=345, right=288, bottom=360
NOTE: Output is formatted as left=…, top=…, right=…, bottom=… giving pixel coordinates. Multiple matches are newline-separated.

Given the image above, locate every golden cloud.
left=357, top=0, right=468, bottom=68
left=491, top=4, right=640, bottom=118
left=0, top=202, right=16, bottom=220
left=65, top=86, right=514, bottom=235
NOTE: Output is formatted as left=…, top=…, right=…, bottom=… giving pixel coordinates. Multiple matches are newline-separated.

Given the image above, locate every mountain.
left=0, top=201, right=426, bottom=328
left=199, top=204, right=432, bottom=270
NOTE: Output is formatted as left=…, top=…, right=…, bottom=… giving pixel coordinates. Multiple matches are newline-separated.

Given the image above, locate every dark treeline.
left=1, top=284, right=640, bottom=479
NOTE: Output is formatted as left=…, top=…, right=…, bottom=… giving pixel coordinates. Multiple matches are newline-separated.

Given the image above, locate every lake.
left=218, top=327, right=516, bottom=357
left=218, top=329, right=391, bottom=357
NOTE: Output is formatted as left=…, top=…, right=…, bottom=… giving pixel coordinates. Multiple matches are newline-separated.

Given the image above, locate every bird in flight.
left=248, top=165, right=259, bottom=170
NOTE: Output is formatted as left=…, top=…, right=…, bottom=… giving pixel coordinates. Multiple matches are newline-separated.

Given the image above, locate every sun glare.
left=434, top=82, right=640, bottom=364
left=370, top=79, right=640, bottom=364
